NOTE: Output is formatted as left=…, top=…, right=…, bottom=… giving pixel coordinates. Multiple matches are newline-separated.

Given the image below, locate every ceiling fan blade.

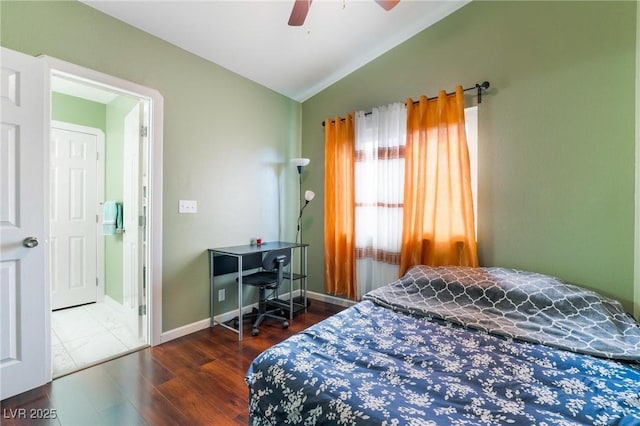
left=375, top=0, right=400, bottom=11
left=288, top=0, right=312, bottom=26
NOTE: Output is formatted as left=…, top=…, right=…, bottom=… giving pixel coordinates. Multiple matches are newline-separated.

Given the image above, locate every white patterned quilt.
left=364, top=266, right=640, bottom=361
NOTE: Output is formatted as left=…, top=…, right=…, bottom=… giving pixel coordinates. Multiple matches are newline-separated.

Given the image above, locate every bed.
left=245, top=265, right=640, bottom=425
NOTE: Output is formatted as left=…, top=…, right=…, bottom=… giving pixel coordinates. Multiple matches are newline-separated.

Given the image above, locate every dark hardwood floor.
left=1, top=300, right=346, bottom=426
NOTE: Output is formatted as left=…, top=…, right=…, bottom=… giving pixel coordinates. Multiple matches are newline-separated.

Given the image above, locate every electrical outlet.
left=178, top=199, right=197, bottom=213
left=218, top=288, right=225, bottom=301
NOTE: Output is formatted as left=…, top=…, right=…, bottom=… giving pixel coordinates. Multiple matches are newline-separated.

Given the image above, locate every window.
left=465, top=106, right=478, bottom=238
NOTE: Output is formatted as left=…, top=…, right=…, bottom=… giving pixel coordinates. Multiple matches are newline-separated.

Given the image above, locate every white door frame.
left=50, top=121, right=105, bottom=308
left=122, top=102, right=145, bottom=335
left=634, top=3, right=640, bottom=321
left=42, top=56, right=163, bottom=347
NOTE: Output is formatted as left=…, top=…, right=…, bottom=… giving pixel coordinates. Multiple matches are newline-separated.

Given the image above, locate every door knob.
left=23, top=237, right=39, bottom=248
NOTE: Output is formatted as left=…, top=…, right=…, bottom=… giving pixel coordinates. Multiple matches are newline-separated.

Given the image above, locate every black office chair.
left=237, top=248, right=291, bottom=336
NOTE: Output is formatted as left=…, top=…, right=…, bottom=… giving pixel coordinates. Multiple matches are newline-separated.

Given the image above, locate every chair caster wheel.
left=252, top=328, right=259, bottom=336
left=283, top=321, right=289, bottom=329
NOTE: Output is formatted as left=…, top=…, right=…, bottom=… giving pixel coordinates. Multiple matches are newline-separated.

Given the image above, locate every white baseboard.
left=160, top=301, right=260, bottom=344
left=160, top=290, right=357, bottom=344
left=306, top=290, right=357, bottom=308
left=160, top=318, right=211, bottom=343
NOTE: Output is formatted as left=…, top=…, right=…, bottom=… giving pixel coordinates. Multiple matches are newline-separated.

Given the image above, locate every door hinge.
left=140, top=126, right=148, bottom=137
left=138, top=305, right=147, bottom=316
left=96, top=277, right=99, bottom=287
left=139, top=215, right=146, bottom=227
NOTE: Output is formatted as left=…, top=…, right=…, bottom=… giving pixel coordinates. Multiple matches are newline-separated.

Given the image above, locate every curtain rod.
left=321, top=81, right=490, bottom=127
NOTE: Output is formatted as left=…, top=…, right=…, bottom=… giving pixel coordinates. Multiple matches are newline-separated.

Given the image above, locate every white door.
left=0, top=47, right=50, bottom=399
left=122, top=103, right=144, bottom=335
left=50, top=124, right=101, bottom=310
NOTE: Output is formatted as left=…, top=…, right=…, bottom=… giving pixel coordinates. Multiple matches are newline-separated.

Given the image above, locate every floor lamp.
left=291, top=158, right=314, bottom=245
left=292, top=158, right=314, bottom=310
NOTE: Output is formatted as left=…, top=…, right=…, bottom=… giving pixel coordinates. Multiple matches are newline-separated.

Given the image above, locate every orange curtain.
left=324, top=115, right=357, bottom=299
left=400, top=86, right=478, bottom=275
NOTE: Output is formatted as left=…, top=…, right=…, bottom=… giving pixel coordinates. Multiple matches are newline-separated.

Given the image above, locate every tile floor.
left=51, top=301, right=147, bottom=377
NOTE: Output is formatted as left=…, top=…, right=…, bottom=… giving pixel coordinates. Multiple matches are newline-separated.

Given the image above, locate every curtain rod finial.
left=476, top=81, right=490, bottom=103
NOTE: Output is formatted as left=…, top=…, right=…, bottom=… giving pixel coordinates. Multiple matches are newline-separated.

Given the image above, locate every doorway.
left=0, top=47, right=163, bottom=399
left=48, top=71, right=154, bottom=377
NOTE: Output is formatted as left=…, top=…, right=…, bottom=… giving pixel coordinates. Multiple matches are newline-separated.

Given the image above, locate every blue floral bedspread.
left=246, top=300, right=640, bottom=425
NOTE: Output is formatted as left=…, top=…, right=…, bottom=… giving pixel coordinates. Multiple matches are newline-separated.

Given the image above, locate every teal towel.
left=116, top=202, right=123, bottom=232
left=103, top=201, right=123, bottom=235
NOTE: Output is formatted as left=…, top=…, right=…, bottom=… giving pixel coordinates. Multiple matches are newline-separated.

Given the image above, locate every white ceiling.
left=82, top=0, right=469, bottom=102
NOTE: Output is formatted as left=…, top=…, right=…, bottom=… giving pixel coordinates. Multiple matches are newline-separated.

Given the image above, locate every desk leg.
left=303, top=245, right=308, bottom=313
left=209, top=251, right=215, bottom=327
left=289, top=247, right=294, bottom=321
left=237, top=255, right=243, bottom=341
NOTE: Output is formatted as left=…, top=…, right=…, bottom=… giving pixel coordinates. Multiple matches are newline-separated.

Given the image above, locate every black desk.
left=208, top=241, right=308, bottom=341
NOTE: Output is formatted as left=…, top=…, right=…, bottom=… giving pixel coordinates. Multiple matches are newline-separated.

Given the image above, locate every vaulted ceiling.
left=82, top=0, right=469, bottom=101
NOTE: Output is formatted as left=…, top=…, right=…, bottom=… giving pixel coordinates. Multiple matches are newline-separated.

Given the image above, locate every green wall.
left=301, top=1, right=637, bottom=312
left=0, top=0, right=301, bottom=332
left=51, top=92, right=106, bottom=132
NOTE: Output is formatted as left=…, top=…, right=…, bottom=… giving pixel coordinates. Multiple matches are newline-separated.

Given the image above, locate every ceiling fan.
left=288, top=0, right=400, bottom=26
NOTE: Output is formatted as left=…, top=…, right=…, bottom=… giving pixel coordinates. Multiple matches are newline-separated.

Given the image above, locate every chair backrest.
left=262, top=248, right=291, bottom=271
left=262, top=248, right=291, bottom=289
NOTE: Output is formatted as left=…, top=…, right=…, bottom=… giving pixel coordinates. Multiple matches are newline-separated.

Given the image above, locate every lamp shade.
left=304, top=190, right=315, bottom=202
left=291, top=158, right=310, bottom=167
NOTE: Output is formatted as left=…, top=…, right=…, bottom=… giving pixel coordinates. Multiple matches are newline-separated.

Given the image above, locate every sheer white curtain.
left=354, top=103, right=406, bottom=298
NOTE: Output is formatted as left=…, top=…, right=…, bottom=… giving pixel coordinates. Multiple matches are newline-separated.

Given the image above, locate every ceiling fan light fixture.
left=288, top=0, right=312, bottom=26
left=288, top=0, right=399, bottom=27
left=374, top=0, right=400, bottom=11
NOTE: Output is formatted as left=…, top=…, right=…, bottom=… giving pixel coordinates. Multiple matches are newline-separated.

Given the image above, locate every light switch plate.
left=179, top=199, right=197, bottom=213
